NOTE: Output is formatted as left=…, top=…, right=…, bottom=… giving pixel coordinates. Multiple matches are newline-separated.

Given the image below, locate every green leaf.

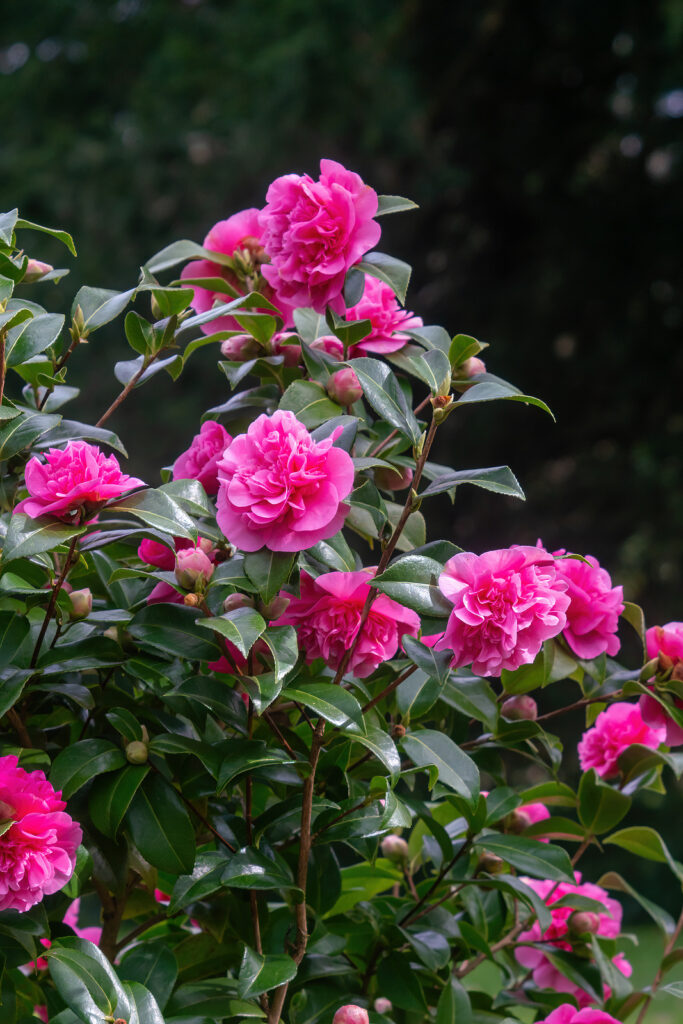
left=373, top=555, right=452, bottom=616
left=349, top=726, right=401, bottom=778
left=377, top=952, right=427, bottom=1012
left=36, top=419, right=128, bottom=457
left=435, top=976, right=472, bottom=1024
left=349, top=480, right=388, bottom=534
left=349, top=357, right=421, bottom=443
left=598, top=870, right=675, bottom=936
left=0, top=208, right=18, bottom=246
left=388, top=346, right=452, bottom=396
left=402, top=635, right=452, bottom=684
left=402, top=729, right=479, bottom=801
left=126, top=773, right=196, bottom=875
left=122, top=981, right=166, bottom=1024
left=72, top=286, right=135, bottom=331
left=244, top=549, right=295, bottom=604
left=6, top=312, right=64, bottom=367
left=0, top=409, right=61, bottom=460
left=308, top=531, right=357, bottom=572
left=16, top=217, right=76, bottom=256
left=357, top=251, right=412, bottom=304
left=222, top=847, right=297, bottom=891
left=217, top=739, right=295, bottom=792
left=474, top=833, right=575, bottom=881
left=88, top=765, right=149, bottom=839
left=237, top=947, right=298, bottom=999
left=324, top=860, right=402, bottom=916
left=282, top=683, right=365, bottom=731
left=622, top=601, right=646, bottom=650
left=168, top=851, right=228, bottom=912
left=376, top=194, right=419, bottom=216
left=144, top=239, right=225, bottom=274
left=129, top=604, right=221, bottom=660
left=279, top=380, right=342, bottom=428
left=0, top=612, right=30, bottom=671
left=420, top=465, right=525, bottom=501
left=449, top=333, right=484, bottom=367
left=386, top=500, right=426, bottom=552
left=455, top=379, right=554, bottom=418
left=124, top=311, right=157, bottom=355
left=118, top=942, right=177, bottom=1011
left=50, top=740, right=126, bottom=799
left=260, top=625, right=299, bottom=683
left=48, top=939, right=129, bottom=1023
left=578, top=769, right=631, bottom=834
left=396, top=670, right=443, bottom=721
left=605, top=826, right=683, bottom=880
left=158, top=478, right=215, bottom=518
left=197, top=607, right=267, bottom=657
left=0, top=671, right=29, bottom=718
left=106, top=486, right=196, bottom=540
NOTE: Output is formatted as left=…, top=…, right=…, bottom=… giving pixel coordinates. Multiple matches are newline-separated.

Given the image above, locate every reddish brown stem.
left=96, top=352, right=161, bottom=428
left=30, top=534, right=80, bottom=669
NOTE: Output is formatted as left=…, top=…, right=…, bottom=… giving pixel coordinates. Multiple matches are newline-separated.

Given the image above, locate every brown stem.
left=635, top=904, right=683, bottom=1024
left=311, top=798, right=370, bottom=843
left=535, top=691, right=623, bottom=723
left=94, top=879, right=127, bottom=963
left=30, top=534, right=80, bottom=669
left=0, top=330, right=6, bottom=407
left=361, top=664, right=418, bottom=714
left=404, top=865, right=419, bottom=901
left=263, top=710, right=296, bottom=755
left=399, top=838, right=472, bottom=927
left=368, top=396, right=431, bottom=458
left=114, top=911, right=169, bottom=953
left=150, top=763, right=236, bottom=853
left=6, top=707, right=31, bottom=747
left=96, top=353, right=159, bottom=428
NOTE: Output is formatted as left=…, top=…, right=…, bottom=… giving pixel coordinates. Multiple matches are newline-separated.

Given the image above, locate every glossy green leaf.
left=118, top=942, right=177, bottom=1011
left=435, top=976, right=472, bottom=1024
left=197, top=607, right=267, bottom=657
left=50, top=739, right=126, bottom=799
left=455, top=379, right=554, bottom=418
left=282, top=683, right=365, bottom=731
left=122, top=981, right=166, bottom=1024
left=106, top=486, right=196, bottom=540
left=0, top=409, right=61, bottom=460
left=357, top=251, right=411, bottom=304
left=126, top=773, right=196, bottom=874
left=6, top=312, right=64, bottom=367
left=16, top=217, right=76, bottom=256
left=605, top=825, right=683, bottom=880
left=244, top=549, right=295, bottom=604
left=402, top=635, right=452, bottom=684
left=389, top=345, right=452, bottom=395
left=222, top=847, right=297, bottom=891
left=420, top=465, right=525, bottom=500
left=578, top=769, right=631, bottom=834
left=279, top=380, right=342, bottom=428
left=373, top=556, right=452, bottom=616
left=376, top=194, right=419, bottom=216
left=0, top=612, right=30, bottom=671
left=129, top=604, right=221, bottom=660
left=72, top=286, right=135, bottom=331
left=217, top=740, right=295, bottom=791
left=47, top=939, right=129, bottom=1023
left=349, top=726, right=401, bottom=778
left=88, top=765, right=149, bottom=839
left=349, top=357, right=421, bottom=443
left=237, top=947, right=298, bottom=999
left=598, top=870, right=675, bottom=936
left=474, top=833, right=575, bottom=881
left=377, top=952, right=427, bottom=1012
left=402, top=729, right=479, bottom=801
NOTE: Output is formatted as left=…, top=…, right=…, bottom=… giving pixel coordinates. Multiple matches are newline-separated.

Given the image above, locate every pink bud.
left=380, top=835, right=409, bottom=864
left=223, top=592, right=255, bottom=613
left=374, top=999, right=392, bottom=1016
left=310, top=334, right=344, bottom=360
left=196, top=536, right=216, bottom=558
left=569, top=911, right=601, bottom=936
left=68, top=588, right=92, bottom=620
left=23, top=258, right=53, bottom=283
left=327, top=367, right=362, bottom=406
left=501, top=695, right=538, bottom=721
left=272, top=331, right=302, bottom=367
left=221, top=334, right=262, bottom=361
left=461, top=356, right=486, bottom=377
left=333, top=1006, right=369, bottom=1024
left=175, top=546, right=215, bottom=590
left=374, top=465, right=414, bottom=491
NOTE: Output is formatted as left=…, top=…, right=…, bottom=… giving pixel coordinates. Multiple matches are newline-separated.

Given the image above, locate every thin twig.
left=6, top=708, right=31, bottom=747
left=30, top=533, right=80, bottom=668
left=361, top=664, right=418, bottom=714
left=96, top=352, right=160, bottom=428
left=535, top=691, right=624, bottom=724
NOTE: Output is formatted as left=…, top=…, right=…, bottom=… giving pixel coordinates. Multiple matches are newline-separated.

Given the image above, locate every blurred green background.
left=2, top=4, right=683, bottom=1006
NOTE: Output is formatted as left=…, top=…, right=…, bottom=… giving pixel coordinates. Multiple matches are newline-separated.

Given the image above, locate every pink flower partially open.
left=516, top=875, right=629, bottom=1008
left=216, top=410, right=354, bottom=552
left=538, top=1006, right=623, bottom=1024
left=138, top=537, right=216, bottom=604
left=578, top=702, right=665, bottom=778
left=0, top=755, right=81, bottom=912
left=272, top=570, right=420, bottom=678
left=259, top=159, right=381, bottom=316
left=639, top=622, right=683, bottom=745
left=551, top=551, right=624, bottom=659
left=15, top=441, right=144, bottom=521
left=180, top=209, right=282, bottom=332
left=434, top=547, right=569, bottom=677
left=172, top=421, right=232, bottom=495
left=346, top=275, right=423, bottom=356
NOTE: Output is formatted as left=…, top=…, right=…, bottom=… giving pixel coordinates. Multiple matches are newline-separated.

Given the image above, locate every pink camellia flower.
left=346, top=275, right=423, bottom=356
left=550, top=551, right=624, bottom=659
left=640, top=622, right=683, bottom=745
left=180, top=209, right=283, bottom=333
left=216, top=410, right=354, bottom=553
left=175, top=545, right=215, bottom=590
left=172, top=421, right=232, bottom=496
left=271, top=570, right=420, bottom=678
left=516, top=875, right=630, bottom=1007
left=259, top=159, right=381, bottom=316
left=0, top=755, right=81, bottom=912
left=333, top=1006, right=370, bottom=1024
left=14, top=441, right=144, bottom=521
left=434, top=547, right=570, bottom=677
left=537, top=1006, right=622, bottom=1024
left=578, top=702, right=665, bottom=778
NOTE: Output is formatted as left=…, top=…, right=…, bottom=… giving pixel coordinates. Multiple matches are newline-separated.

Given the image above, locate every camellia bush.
left=1, top=162, right=683, bottom=1024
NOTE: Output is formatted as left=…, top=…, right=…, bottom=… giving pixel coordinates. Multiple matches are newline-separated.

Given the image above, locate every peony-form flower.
left=216, top=410, right=354, bottom=553
left=14, top=441, right=144, bottom=521
left=434, top=547, right=570, bottom=677
left=172, top=421, right=232, bottom=496
left=180, top=209, right=283, bottom=333
left=550, top=550, right=624, bottom=659
left=0, top=755, right=81, bottom=912
left=271, top=569, right=420, bottom=678
left=516, top=875, right=630, bottom=1008
left=537, top=1006, right=622, bottom=1024
left=578, top=701, right=665, bottom=778
left=259, top=159, right=381, bottom=316
left=346, top=275, right=423, bottom=356
left=639, top=622, right=683, bottom=745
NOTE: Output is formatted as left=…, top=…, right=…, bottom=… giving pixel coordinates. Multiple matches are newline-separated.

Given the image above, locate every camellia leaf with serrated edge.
left=50, top=739, right=126, bottom=800
left=357, top=251, right=411, bottom=304
left=455, top=379, right=554, bottom=418
left=279, top=379, right=342, bottom=429
left=237, top=948, right=298, bottom=999
left=401, top=729, right=479, bottom=802
left=197, top=607, right=266, bottom=658
left=474, top=832, right=575, bottom=881
left=282, top=683, right=365, bottom=731
left=126, top=773, right=196, bottom=875
left=244, top=549, right=295, bottom=604
left=349, top=357, right=421, bottom=444
left=420, top=465, right=525, bottom=501
left=373, top=555, right=452, bottom=617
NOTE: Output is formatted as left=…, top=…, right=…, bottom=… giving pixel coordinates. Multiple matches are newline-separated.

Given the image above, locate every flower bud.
left=183, top=593, right=201, bottom=607
left=381, top=835, right=409, bottom=864
left=501, top=695, right=538, bottom=721
left=223, top=592, right=255, bottom=614
left=476, top=852, right=507, bottom=875
left=374, top=998, right=392, bottom=1015
left=260, top=595, right=290, bottom=620
left=272, top=331, right=302, bottom=367
left=196, top=537, right=215, bottom=557
left=327, top=368, right=363, bottom=406
left=569, top=911, right=601, bottom=936
left=68, top=588, right=92, bottom=620
left=310, top=334, right=344, bottom=360
left=454, top=356, right=486, bottom=393
left=504, top=809, right=531, bottom=834
left=175, top=546, right=215, bottom=590
left=23, top=258, right=53, bottom=283
left=374, top=465, right=414, bottom=491
left=125, top=741, right=148, bottom=764
left=391, top=723, right=406, bottom=739
left=221, top=334, right=262, bottom=361
left=333, top=1006, right=369, bottom=1024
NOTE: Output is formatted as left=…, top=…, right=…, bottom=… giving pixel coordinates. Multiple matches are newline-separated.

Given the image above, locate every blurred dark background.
left=2, top=0, right=681, bottom=626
